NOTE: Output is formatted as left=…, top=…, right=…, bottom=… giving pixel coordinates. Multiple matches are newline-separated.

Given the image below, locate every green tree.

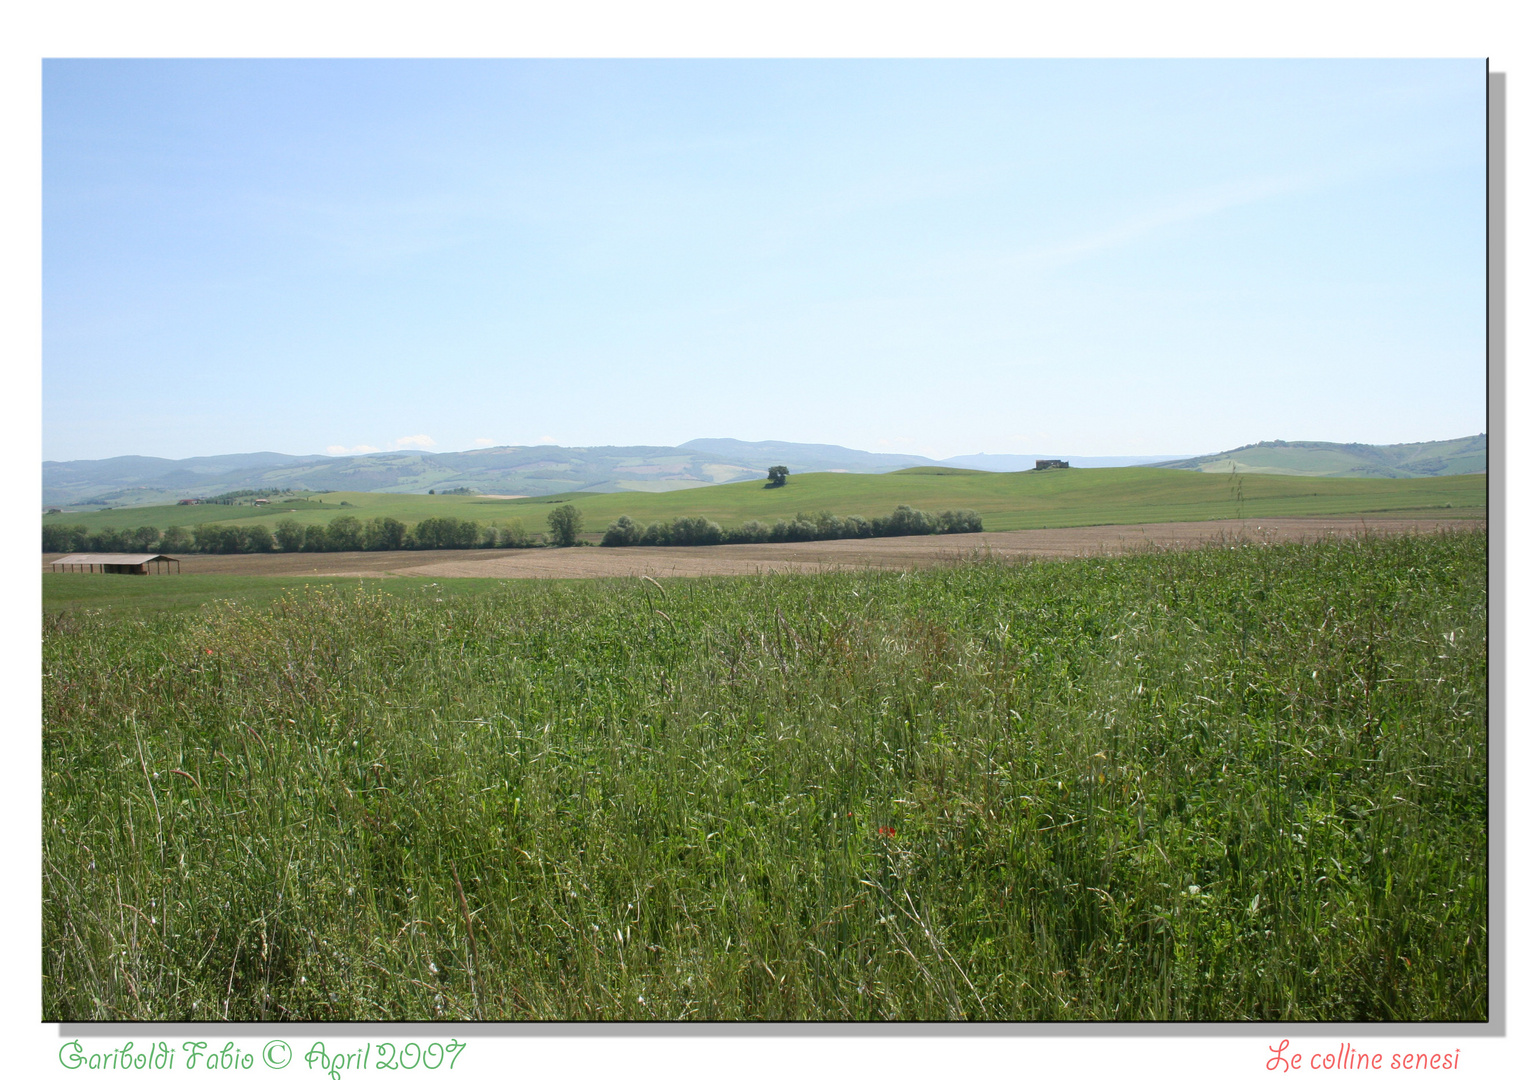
left=873, top=504, right=933, bottom=537
left=546, top=504, right=583, bottom=546
left=725, top=520, right=771, bottom=544
left=936, top=508, right=983, bottom=534
left=194, top=523, right=244, bottom=554
left=326, top=515, right=363, bottom=551
left=601, top=516, right=643, bottom=547
left=42, top=523, right=87, bottom=553
left=498, top=519, right=531, bottom=548
left=242, top=524, right=276, bottom=553
left=191, top=523, right=218, bottom=553
left=158, top=525, right=192, bottom=554
left=363, top=517, right=407, bottom=551
left=770, top=514, right=816, bottom=542
left=274, top=518, right=305, bottom=553
left=765, top=465, right=790, bottom=487
left=412, top=517, right=458, bottom=549
left=842, top=514, right=873, bottom=539
left=669, top=516, right=723, bottom=545
left=454, top=519, right=482, bottom=548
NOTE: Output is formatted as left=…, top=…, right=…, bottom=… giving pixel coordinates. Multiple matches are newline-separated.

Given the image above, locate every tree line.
left=42, top=515, right=540, bottom=555
left=600, top=505, right=982, bottom=547
left=45, top=504, right=982, bottom=556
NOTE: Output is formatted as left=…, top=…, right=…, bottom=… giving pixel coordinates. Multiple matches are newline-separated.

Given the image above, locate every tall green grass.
left=42, top=530, right=1486, bottom=1020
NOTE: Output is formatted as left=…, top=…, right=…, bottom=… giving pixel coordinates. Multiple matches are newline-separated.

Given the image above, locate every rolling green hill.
left=46, top=435, right=1487, bottom=508
left=1153, top=435, right=1486, bottom=478
left=47, top=467, right=1485, bottom=542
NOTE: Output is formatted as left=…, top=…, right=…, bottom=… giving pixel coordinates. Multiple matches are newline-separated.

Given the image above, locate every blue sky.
left=42, top=59, right=1485, bottom=462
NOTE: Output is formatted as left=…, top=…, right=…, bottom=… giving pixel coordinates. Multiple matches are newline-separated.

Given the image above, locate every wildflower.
left=205, top=649, right=213, bottom=655
left=878, top=826, right=896, bottom=838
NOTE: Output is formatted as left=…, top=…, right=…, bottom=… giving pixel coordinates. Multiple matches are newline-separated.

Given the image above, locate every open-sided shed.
left=50, top=553, right=181, bottom=575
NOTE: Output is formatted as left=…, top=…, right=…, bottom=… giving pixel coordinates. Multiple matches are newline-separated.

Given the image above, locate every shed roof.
left=51, top=553, right=180, bottom=566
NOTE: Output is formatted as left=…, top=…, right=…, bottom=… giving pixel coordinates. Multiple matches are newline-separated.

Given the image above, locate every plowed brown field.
left=42, top=516, right=1482, bottom=580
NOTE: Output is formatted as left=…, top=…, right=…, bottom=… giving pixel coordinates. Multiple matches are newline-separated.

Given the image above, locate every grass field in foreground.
left=43, top=530, right=1484, bottom=1020
left=45, top=467, right=1485, bottom=540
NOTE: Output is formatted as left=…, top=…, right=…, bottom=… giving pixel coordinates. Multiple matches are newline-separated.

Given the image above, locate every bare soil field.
left=42, top=516, right=1482, bottom=580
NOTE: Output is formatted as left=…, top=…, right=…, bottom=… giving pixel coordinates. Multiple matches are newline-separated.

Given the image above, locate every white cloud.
left=326, top=435, right=438, bottom=454
left=472, top=437, right=494, bottom=447
left=537, top=435, right=556, bottom=444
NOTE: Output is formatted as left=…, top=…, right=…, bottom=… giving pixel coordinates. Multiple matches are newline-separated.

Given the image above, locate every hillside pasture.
left=43, top=468, right=1486, bottom=542
left=1157, top=435, right=1486, bottom=478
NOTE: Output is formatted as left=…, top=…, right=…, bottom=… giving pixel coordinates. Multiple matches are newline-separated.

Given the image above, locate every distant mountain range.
left=41, top=441, right=928, bottom=508
left=41, top=435, right=1483, bottom=508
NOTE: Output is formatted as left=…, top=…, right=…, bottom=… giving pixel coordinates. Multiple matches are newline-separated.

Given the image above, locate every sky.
left=42, top=59, right=1486, bottom=462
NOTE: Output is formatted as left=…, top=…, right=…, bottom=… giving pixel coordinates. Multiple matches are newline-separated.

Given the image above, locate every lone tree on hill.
left=765, top=465, right=790, bottom=487
left=546, top=503, right=584, bottom=546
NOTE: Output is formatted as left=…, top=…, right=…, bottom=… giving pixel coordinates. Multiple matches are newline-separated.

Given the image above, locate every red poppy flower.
left=878, top=826, right=896, bottom=837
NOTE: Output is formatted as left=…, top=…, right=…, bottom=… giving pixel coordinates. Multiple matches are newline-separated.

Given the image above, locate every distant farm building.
left=1034, top=459, right=1071, bottom=471
left=50, top=553, right=181, bottom=575
left=177, top=498, right=201, bottom=505
left=254, top=498, right=270, bottom=505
